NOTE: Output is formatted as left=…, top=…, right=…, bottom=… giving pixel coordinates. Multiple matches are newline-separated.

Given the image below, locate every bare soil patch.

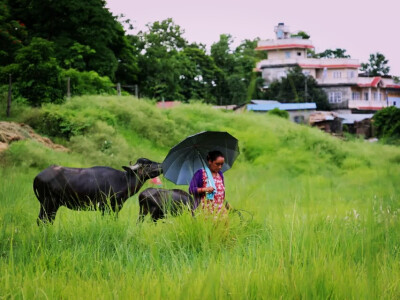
left=0, top=121, right=68, bottom=153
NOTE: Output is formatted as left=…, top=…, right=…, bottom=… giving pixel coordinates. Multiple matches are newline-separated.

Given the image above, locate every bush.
left=373, top=106, right=400, bottom=141
left=0, top=140, right=71, bottom=169
left=61, top=69, right=116, bottom=96
left=267, top=108, right=289, bottom=119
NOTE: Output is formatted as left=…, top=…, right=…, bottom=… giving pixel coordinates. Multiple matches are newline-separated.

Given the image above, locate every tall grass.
left=1, top=95, right=400, bottom=299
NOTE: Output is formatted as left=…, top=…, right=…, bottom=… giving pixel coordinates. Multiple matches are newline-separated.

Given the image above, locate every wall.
left=322, top=86, right=352, bottom=109
left=288, top=110, right=315, bottom=124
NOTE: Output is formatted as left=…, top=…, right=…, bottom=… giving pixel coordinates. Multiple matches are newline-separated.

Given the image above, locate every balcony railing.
left=257, top=58, right=360, bottom=68
left=348, top=100, right=388, bottom=109
left=316, top=78, right=358, bottom=85
left=257, top=38, right=313, bottom=48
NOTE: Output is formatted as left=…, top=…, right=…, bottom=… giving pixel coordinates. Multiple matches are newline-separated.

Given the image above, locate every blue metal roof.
left=247, top=102, right=317, bottom=111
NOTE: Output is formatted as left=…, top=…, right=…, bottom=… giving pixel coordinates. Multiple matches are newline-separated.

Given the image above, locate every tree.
left=178, top=44, right=221, bottom=102
left=7, top=38, right=63, bottom=106
left=291, top=31, right=310, bottom=39
left=373, top=106, right=400, bottom=141
left=234, top=38, right=267, bottom=102
left=7, top=0, right=138, bottom=82
left=265, top=66, right=330, bottom=110
left=135, top=19, right=187, bottom=100
left=210, top=34, right=234, bottom=105
left=360, top=52, right=390, bottom=76
left=0, top=0, right=27, bottom=66
left=315, top=48, right=350, bottom=58
left=210, top=35, right=265, bottom=105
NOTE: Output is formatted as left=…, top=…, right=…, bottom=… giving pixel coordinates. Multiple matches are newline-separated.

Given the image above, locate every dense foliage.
left=360, top=52, right=390, bottom=76
left=1, top=96, right=400, bottom=298
left=4, top=37, right=63, bottom=106
left=267, top=107, right=289, bottom=119
left=310, top=48, right=351, bottom=58
left=373, top=106, right=400, bottom=143
left=265, top=66, right=330, bottom=110
left=0, top=1, right=268, bottom=105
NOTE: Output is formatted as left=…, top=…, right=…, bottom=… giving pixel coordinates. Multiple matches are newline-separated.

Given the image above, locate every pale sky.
left=106, top=0, right=400, bottom=76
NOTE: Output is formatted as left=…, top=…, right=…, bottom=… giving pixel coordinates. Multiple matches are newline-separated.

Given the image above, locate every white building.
left=256, top=23, right=400, bottom=111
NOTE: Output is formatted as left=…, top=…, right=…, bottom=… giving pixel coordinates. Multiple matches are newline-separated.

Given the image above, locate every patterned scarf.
left=204, top=166, right=217, bottom=200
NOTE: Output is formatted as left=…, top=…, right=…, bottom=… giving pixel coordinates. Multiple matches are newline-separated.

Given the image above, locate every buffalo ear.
left=123, top=165, right=141, bottom=175
left=122, top=166, right=132, bottom=173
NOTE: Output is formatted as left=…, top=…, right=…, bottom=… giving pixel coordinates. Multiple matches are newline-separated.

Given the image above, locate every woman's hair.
left=207, top=150, right=224, bottom=162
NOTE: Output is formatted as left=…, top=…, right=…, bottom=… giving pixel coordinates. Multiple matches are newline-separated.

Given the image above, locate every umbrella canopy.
left=162, top=131, right=240, bottom=185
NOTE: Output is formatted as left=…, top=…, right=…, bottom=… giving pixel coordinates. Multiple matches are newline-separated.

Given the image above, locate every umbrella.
left=162, top=131, right=240, bottom=185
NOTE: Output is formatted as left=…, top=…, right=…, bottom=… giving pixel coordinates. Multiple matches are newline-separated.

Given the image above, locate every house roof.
left=250, top=100, right=280, bottom=105
left=255, top=43, right=314, bottom=51
left=247, top=102, right=316, bottom=112
left=337, top=114, right=374, bottom=124
left=356, top=76, right=400, bottom=89
left=156, top=101, right=181, bottom=109
left=309, top=111, right=342, bottom=123
left=357, top=76, right=383, bottom=87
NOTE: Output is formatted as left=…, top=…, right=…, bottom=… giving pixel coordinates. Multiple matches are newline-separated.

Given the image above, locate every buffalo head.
left=123, top=158, right=162, bottom=180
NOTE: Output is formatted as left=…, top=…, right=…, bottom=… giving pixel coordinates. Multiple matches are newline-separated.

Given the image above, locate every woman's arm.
left=189, top=169, right=204, bottom=195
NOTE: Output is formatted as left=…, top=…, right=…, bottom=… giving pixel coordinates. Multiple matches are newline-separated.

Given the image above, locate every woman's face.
left=208, top=156, right=225, bottom=173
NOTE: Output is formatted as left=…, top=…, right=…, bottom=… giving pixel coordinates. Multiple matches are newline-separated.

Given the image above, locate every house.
left=309, top=111, right=343, bottom=134
left=337, top=113, right=374, bottom=137
left=309, top=112, right=374, bottom=137
left=246, top=100, right=316, bottom=123
left=256, top=23, right=400, bottom=112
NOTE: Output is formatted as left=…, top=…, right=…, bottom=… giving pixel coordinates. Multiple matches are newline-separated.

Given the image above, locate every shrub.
left=61, top=69, right=116, bottom=96
left=373, top=106, right=400, bottom=142
left=267, top=108, right=289, bottom=119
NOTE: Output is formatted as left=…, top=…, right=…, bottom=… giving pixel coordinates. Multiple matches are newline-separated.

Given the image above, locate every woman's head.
left=207, top=150, right=225, bottom=173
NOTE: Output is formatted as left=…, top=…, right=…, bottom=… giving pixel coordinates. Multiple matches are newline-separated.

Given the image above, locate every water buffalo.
left=33, top=158, right=162, bottom=224
left=138, top=188, right=195, bottom=222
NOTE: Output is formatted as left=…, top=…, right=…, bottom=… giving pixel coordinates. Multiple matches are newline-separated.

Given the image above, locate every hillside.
left=2, top=95, right=398, bottom=171
left=1, top=95, right=400, bottom=298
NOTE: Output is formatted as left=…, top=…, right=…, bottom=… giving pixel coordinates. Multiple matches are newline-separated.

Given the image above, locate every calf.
left=138, top=188, right=194, bottom=222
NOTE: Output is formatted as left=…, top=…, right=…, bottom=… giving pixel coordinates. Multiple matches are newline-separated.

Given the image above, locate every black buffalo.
left=138, top=188, right=195, bottom=222
left=33, top=158, right=162, bottom=224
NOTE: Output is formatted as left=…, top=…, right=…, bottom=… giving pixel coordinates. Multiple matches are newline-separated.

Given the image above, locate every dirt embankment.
left=0, top=121, right=69, bottom=153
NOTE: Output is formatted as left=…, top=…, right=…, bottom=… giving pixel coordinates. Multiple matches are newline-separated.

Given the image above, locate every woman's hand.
left=201, top=186, right=214, bottom=193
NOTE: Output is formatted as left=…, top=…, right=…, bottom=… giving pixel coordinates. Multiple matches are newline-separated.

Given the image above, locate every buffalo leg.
left=137, top=203, right=148, bottom=223
left=37, top=203, right=58, bottom=225
left=150, top=206, right=164, bottom=222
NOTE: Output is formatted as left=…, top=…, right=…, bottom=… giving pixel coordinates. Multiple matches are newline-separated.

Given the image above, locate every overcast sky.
left=106, top=0, right=400, bottom=76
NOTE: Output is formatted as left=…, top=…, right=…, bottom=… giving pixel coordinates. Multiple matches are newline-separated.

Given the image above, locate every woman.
left=189, top=150, right=227, bottom=214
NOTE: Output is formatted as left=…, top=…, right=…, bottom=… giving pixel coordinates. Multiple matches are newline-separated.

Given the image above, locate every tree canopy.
left=0, top=0, right=360, bottom=108
left=360, top=52, right=390, bottom=76
left=315, top=48, right=350, bottom=58
left=373, top=106, right=400, bottom=143
left=265, top=66, right=330, bottom=110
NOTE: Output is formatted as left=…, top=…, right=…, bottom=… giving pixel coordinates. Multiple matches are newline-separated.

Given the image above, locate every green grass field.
left=1, top=96, right=400, bottom=299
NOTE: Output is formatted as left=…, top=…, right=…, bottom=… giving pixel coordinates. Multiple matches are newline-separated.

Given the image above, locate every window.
left=352, top=92, right=360, bottom=100
left=364, top=93, right=369, bottom=100
left=329, top=92, right=342, bottom=103
left=294, top=115, right=305, bottom=124
left=348, top=71, right=355, bottom=78
left=297, top=52, right=302, bottom=56
left=285, top=51, right=291, bottom=58
left=333, top=71, right=342, bottom=78
left=373, top=92, right=381, bottom=100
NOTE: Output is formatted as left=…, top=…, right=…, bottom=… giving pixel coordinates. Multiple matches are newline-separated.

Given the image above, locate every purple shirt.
left=188, top=169, right=225, bottom=209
